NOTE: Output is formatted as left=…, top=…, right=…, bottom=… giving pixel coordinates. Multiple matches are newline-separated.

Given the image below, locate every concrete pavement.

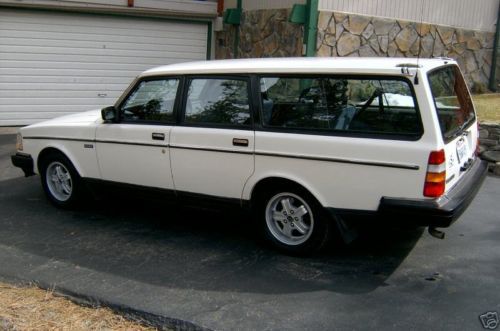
left=1, top=134, right=499, bottom=330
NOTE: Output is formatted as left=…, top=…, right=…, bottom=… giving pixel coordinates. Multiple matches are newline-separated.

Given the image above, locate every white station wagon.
left=12, top=57, right=487, bottom=254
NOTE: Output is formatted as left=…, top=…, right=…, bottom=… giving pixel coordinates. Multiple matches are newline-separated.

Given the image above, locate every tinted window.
left=260, top=77, right=422, bottom=136
left=121, top=79, right=179, bottom=122
left=184, top=78, right=251, bottom=126
left=428, top=65, right=475, bottom=141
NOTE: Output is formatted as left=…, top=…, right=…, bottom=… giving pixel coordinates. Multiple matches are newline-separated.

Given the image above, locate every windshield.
left=428, top=65, right=475, bottom=142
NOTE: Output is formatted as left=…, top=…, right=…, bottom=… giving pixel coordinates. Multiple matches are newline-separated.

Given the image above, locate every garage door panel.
left=0, top=105, right=108, bottom=113
left=0, top=83, right=128, bottom=91
left=1, top=10, right=206, bottom=33
left=2, top=45, right=207, bottom=59
left=1, top=21, right=207, bottom=41
left=0, top=53, right=203, bottom=65
left=1, top=98, right=117, bottom=106
left=1, top=60, right=167, bottom=72
left=0, top=112, right=75, bottom=120
left=0, top=37, right=207, bottom=53
left=0, top=68, right=138, bottom=78
left=0, top=90, right=123, bottom=99
left=2, top=30, right=205, bottom=47
left=0, top=8, right=208, bottom=126
left=0, top=75, right=131, bottom=85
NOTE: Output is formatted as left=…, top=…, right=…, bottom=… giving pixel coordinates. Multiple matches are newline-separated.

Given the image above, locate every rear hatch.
left=428, top=64, right=478, bottom=191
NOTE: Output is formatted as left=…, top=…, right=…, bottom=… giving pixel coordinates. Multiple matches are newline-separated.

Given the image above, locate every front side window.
left=428, top=65, right=475, bottom=142
left=184, top=78, right=251, bottom=126
left=120, top=78, right=179, bottom=122
left=260, top=76, right=422, bottom=137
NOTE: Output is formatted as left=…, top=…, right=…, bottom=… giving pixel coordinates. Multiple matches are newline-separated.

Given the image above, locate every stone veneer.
left=216, top=9, right=497, bottom=91
left=479, top=123, right=500, bottom=175
left=317, top=11, right=497, bottom=92
left=215, top=9, right=302, bottom=59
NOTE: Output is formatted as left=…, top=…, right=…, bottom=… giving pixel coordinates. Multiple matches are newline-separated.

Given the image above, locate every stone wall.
left=215, top=9, right=497, bottom=92
left=479, top=123, right=500, bottom=175
left=316, top=11, right=496, bottom=92
left=215, top=9, right=303, bottom=59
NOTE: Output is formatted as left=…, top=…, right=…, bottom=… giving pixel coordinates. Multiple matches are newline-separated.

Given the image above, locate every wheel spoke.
left=280, top=198, right=293, bottom=215
left=61, top=182, right=71, bottom=194
left=294, top=205, right=308, bottom=218
left=55, top=166, right=64, bottom=179
left=54, top=181, right=63, bottom=194
left=281, top=222, right=293, bottom=238
left=293, top=220, right=309, bottom=235
left=272, top=210, right=286, bottom=222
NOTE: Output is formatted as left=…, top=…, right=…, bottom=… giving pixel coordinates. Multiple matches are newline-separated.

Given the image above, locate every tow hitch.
left=428, top=227, right=445, bottom=239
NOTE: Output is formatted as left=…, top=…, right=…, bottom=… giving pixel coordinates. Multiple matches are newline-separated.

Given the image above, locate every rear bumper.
left=11, top=153, right=35, bottom=177
left=379, top=158, right=488, bottom=228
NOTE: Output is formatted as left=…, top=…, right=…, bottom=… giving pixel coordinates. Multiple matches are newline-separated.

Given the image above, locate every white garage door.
left=0, top=8, right=209, bottom=126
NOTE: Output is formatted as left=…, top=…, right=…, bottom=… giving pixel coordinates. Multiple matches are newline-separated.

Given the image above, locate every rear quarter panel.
left=244, top=73, right=442, bottom=211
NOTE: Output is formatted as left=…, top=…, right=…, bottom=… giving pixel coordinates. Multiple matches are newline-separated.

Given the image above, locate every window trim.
left=178, top=75, right=254, bottom=130
left=254, top=74, right=424, bottom=141
left=116, top=75, right=183, bottom=126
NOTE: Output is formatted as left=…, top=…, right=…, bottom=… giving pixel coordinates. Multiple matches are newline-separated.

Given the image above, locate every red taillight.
left=424, top=149, right=446, bottom=197
left=428, top=149, right=446, bottom=165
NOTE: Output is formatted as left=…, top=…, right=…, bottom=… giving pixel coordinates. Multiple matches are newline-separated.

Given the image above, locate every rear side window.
left=260, top=76, right=422, bottom=137
left=428, top=65, right=475, bottom=142
left=184, top=78, right=251, bottom=126
left=121, top=79, right=179, bottom=122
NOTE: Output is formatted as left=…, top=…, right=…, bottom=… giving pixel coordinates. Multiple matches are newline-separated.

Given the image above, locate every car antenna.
left=415, top=0, right=426, bottom=85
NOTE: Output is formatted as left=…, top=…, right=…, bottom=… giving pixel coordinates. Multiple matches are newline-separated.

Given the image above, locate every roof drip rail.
left=396, top=63, right=422, bottom=68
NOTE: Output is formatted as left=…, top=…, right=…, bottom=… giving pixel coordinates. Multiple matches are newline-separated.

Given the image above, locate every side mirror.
left=101, top=106, right=117, bottom=122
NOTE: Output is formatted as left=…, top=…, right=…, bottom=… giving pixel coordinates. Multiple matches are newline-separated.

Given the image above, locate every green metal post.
left=304, top=0, right=319, bottom=57
left=233, top=0, right=242, bottom=58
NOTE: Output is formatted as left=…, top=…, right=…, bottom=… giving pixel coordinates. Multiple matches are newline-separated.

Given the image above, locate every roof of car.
left=142, top=57, right=456, bottom=77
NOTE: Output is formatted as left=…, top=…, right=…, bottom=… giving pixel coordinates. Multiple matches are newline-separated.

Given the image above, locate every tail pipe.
left=428, top=227, right=445, bottom=239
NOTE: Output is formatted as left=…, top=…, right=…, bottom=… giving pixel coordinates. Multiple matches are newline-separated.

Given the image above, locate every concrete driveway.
left=1, top=133, right=499, bottom=330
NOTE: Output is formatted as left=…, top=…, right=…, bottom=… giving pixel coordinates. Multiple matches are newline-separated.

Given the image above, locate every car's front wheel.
left=257, top=187, right=331, bottom=255
left=40, top=152, right=83, bottom=208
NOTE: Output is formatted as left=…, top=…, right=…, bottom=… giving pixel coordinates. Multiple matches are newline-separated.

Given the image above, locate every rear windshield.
left=428, top=65, right=475, bottom=142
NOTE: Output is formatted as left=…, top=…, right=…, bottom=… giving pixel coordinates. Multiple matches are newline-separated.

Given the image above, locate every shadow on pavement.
left=0, top=176, right=423, bottom=295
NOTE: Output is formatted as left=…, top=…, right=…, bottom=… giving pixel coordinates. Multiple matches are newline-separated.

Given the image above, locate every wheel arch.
left=248, top=176, right=327, bottom=209
left=37, top=146, right=83, bottom=177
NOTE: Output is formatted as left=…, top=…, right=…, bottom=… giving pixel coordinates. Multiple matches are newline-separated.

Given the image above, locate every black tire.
left=255, top=185, right=331, bottom=255
left=39, top=151, right=83, bottom=209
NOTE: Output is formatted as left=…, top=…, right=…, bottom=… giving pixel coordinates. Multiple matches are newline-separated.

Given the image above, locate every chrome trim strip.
left=169, top=144, right=253, bottom=155
left=24, top=136, right=166, bottom=148
left=96, top=139, right=166, bottom=148
left=24, top=136, right=419, bottom=170
left=255, top=151, right=420, bottom=170
left=24, top=136, right=92, bottom=143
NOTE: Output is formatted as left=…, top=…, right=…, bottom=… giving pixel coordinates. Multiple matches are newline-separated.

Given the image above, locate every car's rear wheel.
left=257, top=186, right=331, bottom=255
left=40, top=152, right=82, bottom=208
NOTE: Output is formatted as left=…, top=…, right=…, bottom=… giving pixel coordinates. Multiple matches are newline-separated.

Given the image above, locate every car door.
left=169, top=76, right=255, bottom=200
left=95, top=77, right=180, bottom=189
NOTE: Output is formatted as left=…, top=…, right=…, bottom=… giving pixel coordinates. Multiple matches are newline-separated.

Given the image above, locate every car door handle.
left=232, top=138, right=249, bottom=147
left=152, top=132, right=165, bottom=141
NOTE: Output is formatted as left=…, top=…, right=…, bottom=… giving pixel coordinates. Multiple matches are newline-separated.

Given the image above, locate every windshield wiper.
left=446, top=117, right=474, bottom=140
